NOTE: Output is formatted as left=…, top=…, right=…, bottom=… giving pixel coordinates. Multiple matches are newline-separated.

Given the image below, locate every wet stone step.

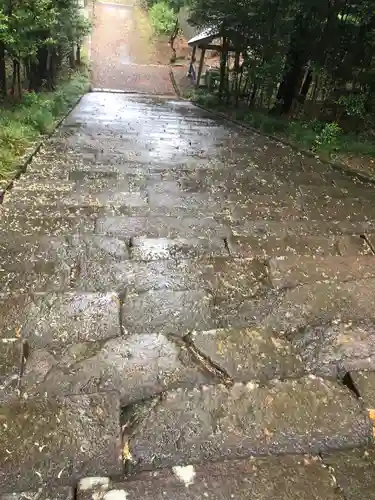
left=125, top=377, right=370, bottom=470
left=0, top=392, right=122, bottom=492
left=128, top=237, right=229, bottom=260
left=77, top=455, right=344, bottom=500
left=264, top=279, right=375, bottom=339
left=302, top=195, right=375, bottom=222
left=269, top=255, right=375, bottom=288
left=228, top=234, right=339, bottom=258
left=189, top=327, right=304, bottom=382
left=21, top=333, right=214, bottom=405
left=121, top=289, right=217, bottom=336
left=0, top=214, right=95, bottom=237
left=0, top=292, right=121, bottom=348
left=293, top=322, right=375, bottom=378
left=96, top=216, right=232, bottom=239
left=322, top=448, right=375, bottom=500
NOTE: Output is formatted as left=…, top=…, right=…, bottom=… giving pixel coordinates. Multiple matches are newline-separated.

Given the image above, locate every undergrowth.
left=186, top=89, right=375, bottom=161
left=0, top=69, right=89, bottom=184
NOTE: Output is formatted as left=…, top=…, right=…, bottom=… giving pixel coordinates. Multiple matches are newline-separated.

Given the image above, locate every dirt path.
left=90, top=0, right=175, bottom=94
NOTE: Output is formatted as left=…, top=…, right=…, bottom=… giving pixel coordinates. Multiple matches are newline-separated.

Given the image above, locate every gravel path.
left=91, top=1, right=175, bottom=94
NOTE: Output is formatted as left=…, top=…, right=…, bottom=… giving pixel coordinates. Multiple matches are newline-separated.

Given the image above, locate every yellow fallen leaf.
left=123, top=441, right=133, bottom=463
left=368, top=409, right=375, bottom=422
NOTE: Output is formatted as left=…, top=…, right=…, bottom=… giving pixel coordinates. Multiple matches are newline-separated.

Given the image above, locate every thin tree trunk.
left=0, top=42, right=6, bottom=97
left=219, top=36, right=228, bottom=101
left=17, top=61, right=22, bottom=98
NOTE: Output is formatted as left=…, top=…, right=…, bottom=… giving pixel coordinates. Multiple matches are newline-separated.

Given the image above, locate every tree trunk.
left=0, top=42, right=6, bottom=97
left=275, top=14, right=310, bottom=115
left=169, top=18, right=179, bottom=62
left=17, top=61, right=22, bottom=98
left=219, top=36, right=228, bottom=101
left=76, top=45, right=81, bottom=66
left=11, top=59, right=17, bottom=95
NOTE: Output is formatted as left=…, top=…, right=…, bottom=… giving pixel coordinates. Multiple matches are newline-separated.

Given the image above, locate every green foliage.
left=0, top=70, right=89, bottom=180
left=149, top=1, right=176, bottom=35
left=315, top=122, right=342, bottom=147
left=336, top=93, right=366, bottom=118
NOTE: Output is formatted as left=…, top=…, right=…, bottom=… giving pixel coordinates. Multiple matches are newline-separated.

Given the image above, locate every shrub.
left=149, top=1, right=176, bottom=35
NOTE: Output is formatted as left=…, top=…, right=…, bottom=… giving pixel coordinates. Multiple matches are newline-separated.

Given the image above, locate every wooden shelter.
left=187, top=26, right=243, bottom=88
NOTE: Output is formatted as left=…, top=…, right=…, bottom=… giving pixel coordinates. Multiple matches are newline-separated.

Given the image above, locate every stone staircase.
left=1, top=92, right=375, bottom=499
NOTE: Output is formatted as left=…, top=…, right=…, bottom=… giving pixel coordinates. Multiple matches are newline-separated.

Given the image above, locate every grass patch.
left=0, top=70, right=89, bottom=184
left=187, top=89, right=375, bottom=162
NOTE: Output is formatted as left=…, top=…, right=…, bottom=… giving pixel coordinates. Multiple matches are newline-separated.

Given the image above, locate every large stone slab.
left=8, top=293, right=121, bottom=347
left=121, top=289, right=216, bottom=336
left=127, top=377, right=370, bottom=469
left=294, top=322, right=375, bottom=377
left=269, top=255, right=375, bottom=288
left=190, top=328, right=303, bottom=382
left=265, top=279, right=375, bottom=338
left=21, top=334, right=214, bottom=404
left=0, top=392, right=122, bottom=492
left=77, top=456, right=343, bottom=500
left=322, top=448, right=375, bottom=500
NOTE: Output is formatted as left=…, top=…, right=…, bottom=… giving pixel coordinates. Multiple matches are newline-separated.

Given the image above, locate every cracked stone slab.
left=14, top=292, right=120, bottom=347
left=190, top=328, right=304, bottom=382
left=96, top=216, right=231, bottom=239
left=0, top=487, right=73, bottom=500
left=322, top=448, right=375, bottom=500
left=128, top=237, right=228, bottom=260
left=227, top=234, right=339, bottom=258
left=0, top=392, right=122, bottom=492
left=21, top=334, right=214, bottom=405
left=127, top=377, right=370, bottom=469
left=294, top=322, right=375, bottom=377
left=77, top=456, right=343, bottom=500
left=269, top=255, right=375, bottom=288
left=0, top=339, right=23, bottom=402
left=264, top=279, right=375, bottom=338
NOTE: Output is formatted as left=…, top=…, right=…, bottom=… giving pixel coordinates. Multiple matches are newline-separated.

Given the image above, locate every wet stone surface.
left=0, top=392, right=122, bottom=492
left=350, top=370, right=375, bottom=409
left=77, top=456, right=344, bottom=500
left=294, top=322, right=375, bottom=377
left=2, top=89, right=375, bottom=493
left=322, top=448, right=375, bottom=500
left=127, top=377, right=370, bottom=469
left=190, top=327, right=304, bottom=382
left=0, top=487, right=74, bottom=500
left=21, top=334, right=215, bottom=405
left=10, top=292, right=121, bottom=348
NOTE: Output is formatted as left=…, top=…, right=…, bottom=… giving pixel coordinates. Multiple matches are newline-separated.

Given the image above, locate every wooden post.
left=188, top=46, right=197, bottom=77
left=196, top=47, right=206, bottom=88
